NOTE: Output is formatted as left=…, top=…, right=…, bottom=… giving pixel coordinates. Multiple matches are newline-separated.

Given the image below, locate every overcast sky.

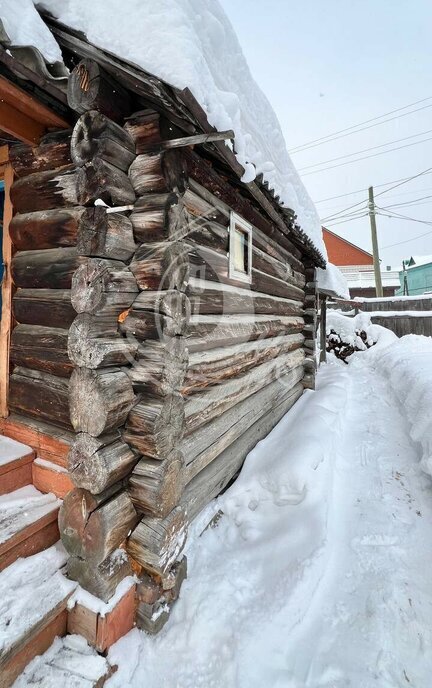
left=220, top=0, right=432, bottom=269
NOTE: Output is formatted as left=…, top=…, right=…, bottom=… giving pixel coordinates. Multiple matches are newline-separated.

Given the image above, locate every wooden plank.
left=0, top=161, right=13, bottom=418
left=0, top=75, right=69, bottom=129
left=0, top=514, right=59, bottom=573
left=0, top=462, right=33, bottom=496
left=0, top=99, right=45, bottom=145
left=32, top=460, right=74, bottom=499
left=0, top=414, right=72, bottom=468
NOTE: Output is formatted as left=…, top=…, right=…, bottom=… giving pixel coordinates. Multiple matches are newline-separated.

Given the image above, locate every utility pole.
left=368, top=186, right=383, bottom=297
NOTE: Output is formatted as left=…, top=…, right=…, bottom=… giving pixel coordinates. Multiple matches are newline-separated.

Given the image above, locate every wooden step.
left=0, top=486, right=60, bottom=572
left=0, top=413, right=72, bottom=468
left=0, top=436, right=34, bottom=496
left=12, top=634, right=113, bottom=688
left=32, top=459, right=74, bottom=499
left=0, top=543, right=76, bottom=688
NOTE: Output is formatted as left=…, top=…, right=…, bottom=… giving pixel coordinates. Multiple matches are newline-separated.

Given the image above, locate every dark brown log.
left=11, top=324, right=72, bottom=378
left=76, top=157, right=136, bottom=207
left=67, top=550, right=132, bottom=603
left=130, top=193, right=178, bottom=242
left=77, top=207, right=136, bottom=260
left=9, top=129, right=72, bottom=178
left=124, top=110, right=162, bottom=154
left=124, top=394, right=184, bottom=459
left=70, top=367, right=136, bottom=436
left=60, top=486, right=138, bottom=565
left=10, top=165, right=78, bottom=214
left=69, top=432, right=139, bottom=493
left=71, top=257, right=138, bottom=315
left=126, top=338, right=187, bottom=395
left=120, top=290, right=190, bottom=340
left=183, top=333, right=304, bottom=394
left=128, top=451, right=185, bottom=518
left=71, top=110, right=136, bottom=171
left=13, top=289, right=76, bottom=328
left=186, top=313, right=304, bottom=352
left=67, top=59, right=132, bottom=123
left=130, top=242, right=189, bottom=291
left=12, top=248, right=81, bottom=289
left=129, top=150, right=187, bottom=195
left=9, top=366, right=71, bottom=429
left=9, top=208, right=83, bottom=251
left=68, top=313, right=138, bottom=368
left=127, top=506, right=187, bottom=575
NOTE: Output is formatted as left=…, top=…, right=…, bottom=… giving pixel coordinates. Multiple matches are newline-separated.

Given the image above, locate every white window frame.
left=228, top=211, right=253, bottom=284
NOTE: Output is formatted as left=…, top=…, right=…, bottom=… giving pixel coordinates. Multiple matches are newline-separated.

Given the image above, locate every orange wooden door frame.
left=0, top=149, right=13, bottom=417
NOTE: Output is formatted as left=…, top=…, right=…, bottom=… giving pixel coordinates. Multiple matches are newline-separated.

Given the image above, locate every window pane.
left=233, top=228, right=248, bottom=273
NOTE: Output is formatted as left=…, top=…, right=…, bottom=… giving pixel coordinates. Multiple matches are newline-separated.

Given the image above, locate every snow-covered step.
left=0, top=486, right=61, bottom=572
left=0, top=543, right=76, bottom=688
left=12, top=634, right=113, bottom=688
left=0, top=437, right=34, bottom=496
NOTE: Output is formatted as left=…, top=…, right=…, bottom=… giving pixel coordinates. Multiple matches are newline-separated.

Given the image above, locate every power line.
left=380, top=194, right=432, bottom=210
left=315, top=172, right=432, bottom=203
left=302, top=136, right=432, bottom=176
left=298, top=128, right=432, bottom=172
left=324, top=213, right=369, bottom=228
left=317, top=186, right=432, bottom=213
left=321, top=200, right=368, bottom=222
left=289, top=99, right=432, bottom=154
left=381, top=228, right=432, bottom=249
left=374, top=166, right=432, bottom=199
left=376, top=208, right=432, bottom=225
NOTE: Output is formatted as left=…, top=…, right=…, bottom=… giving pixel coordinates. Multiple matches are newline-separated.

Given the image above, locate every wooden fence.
left=329, top=296, right=432, bottom=338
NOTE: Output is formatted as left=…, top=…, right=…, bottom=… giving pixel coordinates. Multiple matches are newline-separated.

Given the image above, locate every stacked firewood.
left=326, top=328, right=372, bottom=363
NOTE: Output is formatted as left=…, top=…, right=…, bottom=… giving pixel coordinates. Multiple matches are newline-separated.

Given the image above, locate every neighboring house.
left=397, top=256, right=432, bottom=296
left=322, top=227, right=400, bottom=298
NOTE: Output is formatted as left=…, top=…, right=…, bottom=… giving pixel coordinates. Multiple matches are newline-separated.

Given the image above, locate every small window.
left=229, top=212, right=252, bottom=283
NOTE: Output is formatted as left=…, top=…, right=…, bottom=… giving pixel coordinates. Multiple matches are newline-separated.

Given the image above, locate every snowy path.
left=108, top=356, right=432, bottom=688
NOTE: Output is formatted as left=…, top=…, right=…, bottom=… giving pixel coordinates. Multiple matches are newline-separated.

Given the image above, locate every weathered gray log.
left=186, top=313, right=304, bottom=352
left=11, top=324, right=72, bottom=378
left=9, top=129, right=72, bottom=178
left=67, top=549, right=132, bottom=603
left=10, top=208, right=83, bottom=251
left=9, top=366, right=71, bottom=429
left=10, top=166, right=78, bottom=213
left=13, top=289, right=76, bottom=328
left=128, top=150, right=186, bottom=195
left=120, top=291, right=191, bottom=340
left=131, top=193, right=187, bottom=243
left=124, top=110, right=162, bottom=154
left=123, top=393, right=184, bottom=458
left=130, top=242, right=189, bottom=291
left=76, top=157, right=136, bottom=207
left=68, top=313, right=138, bottom=368
left=69, top=432, right=139, bottom=493
left=71, top=257, right=138, bottom=315
left=127, top=506, right=187, bottom=575
left=70, top=367, right=136, bottom=436
left=126, top=338, right=187, bottom=395
left=71, top=110, right=136, bottom=171
left=68, top=59, right=132, bottom=123
left=128, top=451, right=185, bottom=518
left=77, top=207, right=136, bottom=260
left=59, top=486, right=138, bottom=565
left=183, top=333, right=304, bottom=394
left=12, top=248, right=81, bottom=290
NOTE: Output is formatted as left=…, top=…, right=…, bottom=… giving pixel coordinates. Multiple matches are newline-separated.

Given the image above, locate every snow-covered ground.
left=106, top=332, right=432, bottom=688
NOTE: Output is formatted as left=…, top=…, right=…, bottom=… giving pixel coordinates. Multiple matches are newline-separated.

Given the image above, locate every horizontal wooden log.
left=124, top=110, right=162, bottom=154
left=126, top=338, right=187, bottom=396
left=183, top=333, right=304, bottom=394
left=60, top=486, right=138, bottom=565
left=129, top=150, right=187, bottom=196
left=130, top=242, right=189, bottom=291
left=76, top=157, right=136, bottom=207
left=186, top=313, right=304, bottom=352
left=68, top=313, right=138, bottom=369
left=11, top=324, right=72, bottom=378
left=130, top=192, right=180, bottom=243
left=123, top=393, right=184, bottom=459
left=68, top=59, right=132, bottom=123
left=185, top=350, right=305, bottom=434
left=9, top=366, right=71, bottom=430
left=70, top=367, right=136, bottom=436
left=69, top=432, right=139, bottom=493
left=128, top=451, right=185, bottom=518
left=10, top=165, right=78, bottom=214
left=77, top=207, right=136, bottom=260
left=71, top=257, right=138, bottom=315
left=67, top=549, right=132, bottom=603
left=12, top=248, right=81, bottom=289
left=71, top=110, right=136, bottom=171
left=184, top=380, right=304, bottom=483
left=187, top=278, right=303, bottom=316
left=182, top=382, right=304, bottom=520
left=9, top=129, right=73, bottom=178
left=9, top=208, right=83, bottom=251
left=127, top=506, right=187, bottom=575
left=121, top=291, right=190, bottom=340
left=13, top=289, right=76, bottom=328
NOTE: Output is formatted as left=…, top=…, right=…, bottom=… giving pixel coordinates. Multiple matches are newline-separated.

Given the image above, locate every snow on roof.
left=317, top=262, right=350, bottom=299
left=4, top=0, right=326, bottom=261
left=406, top=255, right=432, bottom=269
